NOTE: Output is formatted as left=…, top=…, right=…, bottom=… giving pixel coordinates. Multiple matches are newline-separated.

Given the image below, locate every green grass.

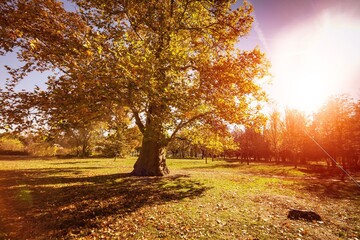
left=0, top=157, right=359, bottom=239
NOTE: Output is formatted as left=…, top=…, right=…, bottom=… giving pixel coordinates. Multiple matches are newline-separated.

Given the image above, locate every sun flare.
left=269, top=11, right=360, bottom=114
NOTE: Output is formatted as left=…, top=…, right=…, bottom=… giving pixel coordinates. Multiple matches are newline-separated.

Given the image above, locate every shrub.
left=0, top=136, right=26, bottom=154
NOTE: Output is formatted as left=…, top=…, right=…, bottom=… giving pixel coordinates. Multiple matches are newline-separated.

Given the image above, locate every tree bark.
left=132, top=138, right=169, bottom=176
left=131, top=101, right=170, bottom=176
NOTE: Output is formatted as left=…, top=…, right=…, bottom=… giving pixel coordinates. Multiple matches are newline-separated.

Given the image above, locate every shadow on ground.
left=0, top=155, right=55, bottom=161
left=0, top=168, right=210, bottom=239
left=297, top=180, right=360, bottom=200
left=181, top=161, right=360, bottom=201
left=298, top=165, right=360, bottom=179
left=182, top=162, right=302, bottom=178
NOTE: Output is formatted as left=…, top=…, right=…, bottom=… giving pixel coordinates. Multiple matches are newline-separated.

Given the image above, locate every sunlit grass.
left=0, top=157, right=359, bottom=239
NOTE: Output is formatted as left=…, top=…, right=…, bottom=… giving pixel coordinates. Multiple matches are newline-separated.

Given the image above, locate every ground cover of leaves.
left=0, top=157, right=359, bottom=239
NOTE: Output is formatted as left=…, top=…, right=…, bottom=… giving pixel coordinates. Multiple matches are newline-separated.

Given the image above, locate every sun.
left=268, top=11, right=360, bottom=114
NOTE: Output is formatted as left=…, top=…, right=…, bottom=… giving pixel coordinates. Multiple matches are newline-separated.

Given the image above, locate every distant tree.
left=0, top=133, right=25, bottom=153
left=349, top=99, right=360, bottom=169
left=61, top=125, right=94, bottom=157
left=21, top=133, right=60, bottom=156
left=1, top=0, right=269, bottom=175
left=167, top=136, right=190, bottom=159
left=95, top=122, right=142, bottom=158
left=170, top=123, right=236, bottom=163
left=33, top=79, right=117, bottom=157
left=301, top=120, right=324, bottom=162
left=313, top=95, right=354, bottom=168
left=234, top=126, right=269, bottom=164
left=264, top=110, right=283, bottom=162
left=281, top=109, right=307, bottom=166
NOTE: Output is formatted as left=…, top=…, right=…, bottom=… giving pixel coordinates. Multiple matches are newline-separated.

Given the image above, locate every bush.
left=0, top=136, right=26, bottom=154
left=25, top=142, right=58, bottom=156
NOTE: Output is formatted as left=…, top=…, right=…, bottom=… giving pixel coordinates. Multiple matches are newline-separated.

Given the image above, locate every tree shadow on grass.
left=0, top=169, right=210, bottom=239
left=297, top=165, right=335, bottom=176
left=183, top=162, right=302, bottom=177
left=0, top=155, right=55, bottom=161
left=182, top=162, right=242, bottom=171
left=50, top=160, right=102, bottom=165
left=297, top=180, right=360, bottom=201
left=297, top=165, right=360, bottom=179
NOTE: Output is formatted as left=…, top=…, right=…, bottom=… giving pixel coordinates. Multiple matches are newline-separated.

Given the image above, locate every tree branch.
left=132, top=110, right=145, bottom=134
left=168, top=111, right=213, bottom=142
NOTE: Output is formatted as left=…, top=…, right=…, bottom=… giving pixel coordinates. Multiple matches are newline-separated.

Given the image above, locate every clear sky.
left=238, top=0, right=360, bottom=114
left=1, top=0, right=360, bottom=114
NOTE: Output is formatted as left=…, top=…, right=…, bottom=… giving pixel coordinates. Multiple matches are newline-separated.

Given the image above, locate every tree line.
left=2, top=94, right=359, bottom=173
left=0, top=107, right=142, bottom=158
left=168, top=95, right=360, bottom=171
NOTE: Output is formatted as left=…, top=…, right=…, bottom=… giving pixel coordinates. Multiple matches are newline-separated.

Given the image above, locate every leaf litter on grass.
left=0, top=158, right=359, bottom=239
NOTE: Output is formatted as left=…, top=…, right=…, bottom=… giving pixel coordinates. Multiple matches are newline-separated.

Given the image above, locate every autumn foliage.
left=0, top=0, right=269, bottom=175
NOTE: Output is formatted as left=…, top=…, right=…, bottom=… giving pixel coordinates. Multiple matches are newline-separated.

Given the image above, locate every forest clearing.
left=0, top=157, right=359, bottom=239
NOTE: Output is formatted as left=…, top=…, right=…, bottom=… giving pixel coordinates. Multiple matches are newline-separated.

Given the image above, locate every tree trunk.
left=132, top=138, right=169, bottom=176
left=81, top=142, right=88, bottom=157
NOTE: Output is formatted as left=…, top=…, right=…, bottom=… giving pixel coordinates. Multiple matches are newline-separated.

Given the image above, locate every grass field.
left=0, top=157, right=359, bottom=239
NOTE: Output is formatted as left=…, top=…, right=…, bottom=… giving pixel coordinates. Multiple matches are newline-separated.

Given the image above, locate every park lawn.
left=0, top=157, right=359, bottom=240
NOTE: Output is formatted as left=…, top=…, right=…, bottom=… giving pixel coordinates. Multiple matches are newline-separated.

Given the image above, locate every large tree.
left=1, top=0, right=269, bottom=176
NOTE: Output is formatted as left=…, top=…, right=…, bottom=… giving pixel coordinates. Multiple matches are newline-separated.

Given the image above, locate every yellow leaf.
left=86, top=50, right=93, bottom=57
left=29, top=39, right=38, bottom=50
left=83, top=41, right=91, bottom=48
left=97, top=46, right=103, bottom=54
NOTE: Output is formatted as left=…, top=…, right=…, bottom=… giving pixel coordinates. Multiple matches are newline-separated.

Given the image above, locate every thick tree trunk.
left=132, top=138, right=169, bottom=176
left=131, top=102, right=170, bottom=176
